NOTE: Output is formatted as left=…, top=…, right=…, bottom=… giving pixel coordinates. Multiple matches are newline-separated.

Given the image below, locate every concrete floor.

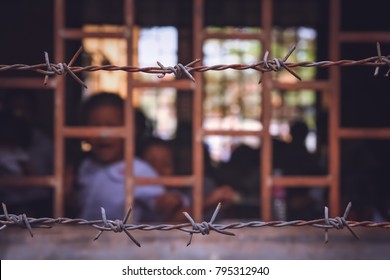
left=0, top=223, right=389, bottom=259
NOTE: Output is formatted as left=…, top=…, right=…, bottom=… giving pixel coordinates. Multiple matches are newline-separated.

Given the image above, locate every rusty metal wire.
left=1, top=43, right=390, bottom=88
left=1, top=202, right=389, bottom=247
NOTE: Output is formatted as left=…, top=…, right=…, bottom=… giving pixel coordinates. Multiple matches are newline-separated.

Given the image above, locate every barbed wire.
left=1, top=43, right=390, bottom=88
left=1, top=202, right=389, bottom=247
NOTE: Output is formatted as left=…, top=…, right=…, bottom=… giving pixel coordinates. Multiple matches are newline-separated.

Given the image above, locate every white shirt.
left=77, top=157, right=164, bottom=222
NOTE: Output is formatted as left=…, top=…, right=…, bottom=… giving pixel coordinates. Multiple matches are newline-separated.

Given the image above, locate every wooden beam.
left=340, top=32, right=390, bottom=43
left=62, top=127, right=126, bottom=138
left=339, top=128, right=390, bottom=139
left=271, top=176, right=331, bottom=187
left=124, top=0, right=136, bottom=219
left=0, top=77, right=56, bottom=89
left=329, top=0, right=341, bottom=216
left=134, top=176, right=195, bottom=187
left=273, top=80, right=330, bottom=91
left=132, top=79, right=195, bottom=90
left=203, top=129, right=262, bottom=136
left=260, top=0, right=273, bottom=221
left=0, top=177, right=55, bottom=187
left=53, top=0, right=66, bottom=217
left=204, top=32, right=264, bottom=41
left=60, top=29, right=127, bottom=39
left=193, top=0, right=204, bottom=221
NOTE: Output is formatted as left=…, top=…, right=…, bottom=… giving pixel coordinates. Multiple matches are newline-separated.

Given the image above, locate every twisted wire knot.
left=53, top=63, right=66, bottom=75
left=327, top=216, right=347, bottom=230
left=93, top=207, right=140, bottom=247
left=374, top=42, right=390, bottom=77
left=324, top=202, right=359, bottom=243
left=156, top=59, right=200, bottom=82
left=183, top=203, right=235, bottom=246
left=264, top=55, right=283, bottom=72
left=102, top=218, right=126, bottom=233
left=194, top=221, right=212, bottom=235
left=1, top=203, right=33, bottom=237
left=43, top=47, right=87, bottom=88
left=258, top=45, right=301, bottom=83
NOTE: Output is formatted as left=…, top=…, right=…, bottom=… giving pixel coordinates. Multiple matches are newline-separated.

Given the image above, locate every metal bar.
left=0, top=77, right=56, bottom=89
left=271, top=176, right=331, bottom=187
left=193, top=0, right=204, bottom=221
left=124, top=0, right=135, bottom=220
left=339, top=128, right=390, bottom=138
left=60, top=29, right=127, bottom=39
left=340, top=32, right=390, bottom=43
left=53, top=0, right=66, bottom=217
left=260, top=0, right=273, bottom=221
left=63, top=127, right=126, bottom=138
left=202, top=129, right=262, bottom=136
left=329, top=0, right=341, bottom=217
left=134, top=176, right=195, bottom=186
left=0, top=177, right=55, bottom=187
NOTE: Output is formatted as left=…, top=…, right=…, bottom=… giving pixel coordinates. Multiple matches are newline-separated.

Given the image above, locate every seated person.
left=140, top=137, right=238, bottom=221
left=215, top=144, right=261, bottom=219
left=0, top=111, right=33, bottom=177
left=70, top=92, right=181, bottom=222
left=3, top=91, right=54, bottom=175
left=0, top=111, right=51, bottom=216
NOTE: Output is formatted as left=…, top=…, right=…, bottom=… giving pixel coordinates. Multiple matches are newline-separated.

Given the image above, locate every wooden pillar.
left=260, top=0, right=273, bottom=221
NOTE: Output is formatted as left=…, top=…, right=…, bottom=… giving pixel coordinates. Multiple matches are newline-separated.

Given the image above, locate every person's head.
left=3, top=91, right=38, bottom=124
left=290, top=120, right=309, bottom=145
left=135, top=108, right=153, bottom=140
left=81, top=92, right=124, bottom=164
left=134, top=108, right=153, bottom=156
left=141, top=138, right=174, bottom=176
left=0, top=111, right=32, bottom=149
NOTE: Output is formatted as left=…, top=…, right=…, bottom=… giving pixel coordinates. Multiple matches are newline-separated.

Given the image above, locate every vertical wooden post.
left=329, top=0, right=341, bottom=216
left=260, top=0, right=273, bottom=221
left=124, top=0, right=135, bottom=218
left=192, top=0, right=204, bottom=221
left=53, top=0, right=65, bottom=217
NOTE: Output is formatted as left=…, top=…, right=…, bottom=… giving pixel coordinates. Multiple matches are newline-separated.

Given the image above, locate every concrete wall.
left=1, top=225, right=389, bottom=259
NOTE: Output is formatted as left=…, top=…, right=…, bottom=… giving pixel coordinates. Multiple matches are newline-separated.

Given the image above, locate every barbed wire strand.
left=1, top=43, right=390, bottom=88
left=1, top=202, right=389, bottom=247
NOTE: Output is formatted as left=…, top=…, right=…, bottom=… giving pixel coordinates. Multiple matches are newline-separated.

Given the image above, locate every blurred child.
left=3, top=91, right=53, bottom=175
left=0, top=111, right=33, bottom=177
left=74, top=92, right=181, bottom=222
left=140, top=137, right=238, bottom=221
left=0, top=111, right=51, bottom=216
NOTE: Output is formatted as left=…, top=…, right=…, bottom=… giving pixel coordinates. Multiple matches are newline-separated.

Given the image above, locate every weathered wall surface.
left=1, top=225, right=389, bottom=259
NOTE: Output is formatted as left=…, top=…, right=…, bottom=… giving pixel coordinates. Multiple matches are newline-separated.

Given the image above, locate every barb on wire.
left=157, top=59, right=200, bottom=82
left=1, top=202, right=389, bottom=247
left=374, top=42, right=390, bottom=77
left=182, top=202, right=235, bottom=246
left=93, top=207, right=140, bottom=247
left=324, top=202, right=359, bottom=243
left=43, top=46, right=86, bottom=88
left=2, top=43, right=390, bottom=84
left=259, top=45, right=301, bottom=83
left=1, top=203, right=33, bottom=237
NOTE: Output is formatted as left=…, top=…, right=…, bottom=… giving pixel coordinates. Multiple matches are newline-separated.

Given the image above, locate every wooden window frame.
left=1, top=0, right=390, bottom=220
